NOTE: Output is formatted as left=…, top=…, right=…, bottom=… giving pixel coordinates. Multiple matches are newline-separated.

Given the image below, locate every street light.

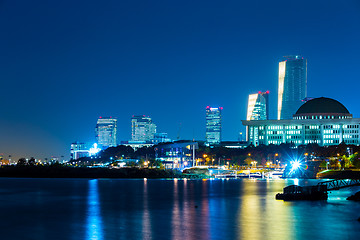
left=274, top=153, right=279, bottom=165
left=252, top=161, right=257, bottom=169
left=266, top=161, right=271, bottom=168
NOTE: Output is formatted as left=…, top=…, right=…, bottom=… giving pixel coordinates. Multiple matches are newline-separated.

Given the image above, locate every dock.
left=276, top=179, right=360, bottom=201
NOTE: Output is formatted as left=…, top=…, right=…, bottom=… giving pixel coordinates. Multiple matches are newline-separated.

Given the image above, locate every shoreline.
left=0, top=165, right=208, bottom=179
left=317, top=170, right=360, bottom=179
left=2, top=166, right=360, bottom=180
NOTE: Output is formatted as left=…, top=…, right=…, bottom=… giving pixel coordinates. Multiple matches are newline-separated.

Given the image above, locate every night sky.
left=1, top=0, right=359, bottom=160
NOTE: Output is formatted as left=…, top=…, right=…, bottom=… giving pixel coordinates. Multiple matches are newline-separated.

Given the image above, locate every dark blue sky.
left=1, top=0, right=359, bottom=160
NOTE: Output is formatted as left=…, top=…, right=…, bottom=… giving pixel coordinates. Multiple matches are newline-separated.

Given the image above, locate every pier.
left=276, top=179, right=360, bottom=201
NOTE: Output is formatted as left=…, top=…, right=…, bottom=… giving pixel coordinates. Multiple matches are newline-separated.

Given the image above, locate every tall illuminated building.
left=278, top=55, right=307, bottom=120
left=95, top=117, right=117, bottom=148
left=247, top=91, right=269, bottom=120
left=206, top=106, right=222, bottom=145
left=131, top=115, right=156, bottom=142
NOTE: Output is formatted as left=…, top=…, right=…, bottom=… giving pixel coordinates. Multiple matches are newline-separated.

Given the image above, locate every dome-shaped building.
left=293, top=97, right=352, bottom=119
left=242, top=97, right=359, bottom=147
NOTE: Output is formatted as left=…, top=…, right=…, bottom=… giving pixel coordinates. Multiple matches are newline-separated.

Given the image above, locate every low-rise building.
left=155, top=141, right=198, bottom=169
left=242, top=97, right=359, bottom=146
left=220, top=141, right=249, bottom=149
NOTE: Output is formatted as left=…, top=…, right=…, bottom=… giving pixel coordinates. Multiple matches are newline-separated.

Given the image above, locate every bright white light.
left=89, top=143, right=101, bottom=156
left=293, top=178, right=299, bottom=185
left=291, top=160, right=301, bottom=171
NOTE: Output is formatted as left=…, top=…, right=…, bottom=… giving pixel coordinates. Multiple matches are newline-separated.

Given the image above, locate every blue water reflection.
left=0, top=178, right=359, bottom=240
left=86, top=179, right=103, bottom=240
left=142, top=178, right=152, bottom=240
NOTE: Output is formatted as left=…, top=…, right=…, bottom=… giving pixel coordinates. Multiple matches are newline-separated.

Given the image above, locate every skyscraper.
left=247, top=91, right=269, bottom=120
left=205, top=106, right=222, bottom=145
left=131, top=115, right=156, bottom=142
left=95, top=117, right=117, bottom=148
left=278, top=55, right=307, bottom=120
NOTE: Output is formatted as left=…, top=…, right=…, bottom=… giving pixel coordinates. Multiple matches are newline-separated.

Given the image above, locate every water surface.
left=0, top=178, right=359, bottom=240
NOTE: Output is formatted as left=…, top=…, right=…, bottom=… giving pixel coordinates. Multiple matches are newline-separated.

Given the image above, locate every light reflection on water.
left=0, top=178, right=360, bottom=240
left=142, top=178, right=152, bottom=240
left=87, top=179, right=103, bottom=240
left=171, top=178, right=180, bottom=239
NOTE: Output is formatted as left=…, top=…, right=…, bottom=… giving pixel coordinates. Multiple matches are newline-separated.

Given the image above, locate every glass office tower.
left=278, top=56, right=307, bottom=120
left=247, top=91, right=269, bottom=120
left=131, top=115, right=157, bottom=142
left=95, top=117, right=117, bottom=148
left=206, top=106, right=222, bottom=145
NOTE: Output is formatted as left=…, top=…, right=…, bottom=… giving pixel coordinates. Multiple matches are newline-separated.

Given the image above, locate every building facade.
left=278, top=56, right=307, bottom=120
left=153, top=132, right=172, bottom=144
left=70, top=142, right=101, bottom=160
left=206, top=106, right=222, bottom=145
left=219, top=141, right=249, bottom=149
left=70, top=142, right=91, bottom=160
left=155, top=141, right=198, bottom=169
left=95, top=117, right=117, bottom=148
left=247, top=91, right=269, bottom=120
left=243, top=97, right=359, bottom=146
left=131, top=115, right=156, bottom=142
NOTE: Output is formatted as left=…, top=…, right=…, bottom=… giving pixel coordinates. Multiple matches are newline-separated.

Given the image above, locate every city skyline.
left=0, top=0, right=359, bottom=160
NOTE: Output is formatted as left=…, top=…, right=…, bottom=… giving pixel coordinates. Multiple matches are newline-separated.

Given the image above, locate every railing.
left=317, top=179, right=360, bottom=191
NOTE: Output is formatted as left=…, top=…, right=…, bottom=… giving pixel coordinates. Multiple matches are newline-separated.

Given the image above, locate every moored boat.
left=276, top=184, right=328, bottom=200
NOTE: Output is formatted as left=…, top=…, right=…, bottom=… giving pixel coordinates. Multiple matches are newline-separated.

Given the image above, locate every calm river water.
left=0, top=178, right=359, bottom=240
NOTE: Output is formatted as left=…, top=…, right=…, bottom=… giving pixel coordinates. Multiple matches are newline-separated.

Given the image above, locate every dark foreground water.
left=0, top=178, right=359, bottom=240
